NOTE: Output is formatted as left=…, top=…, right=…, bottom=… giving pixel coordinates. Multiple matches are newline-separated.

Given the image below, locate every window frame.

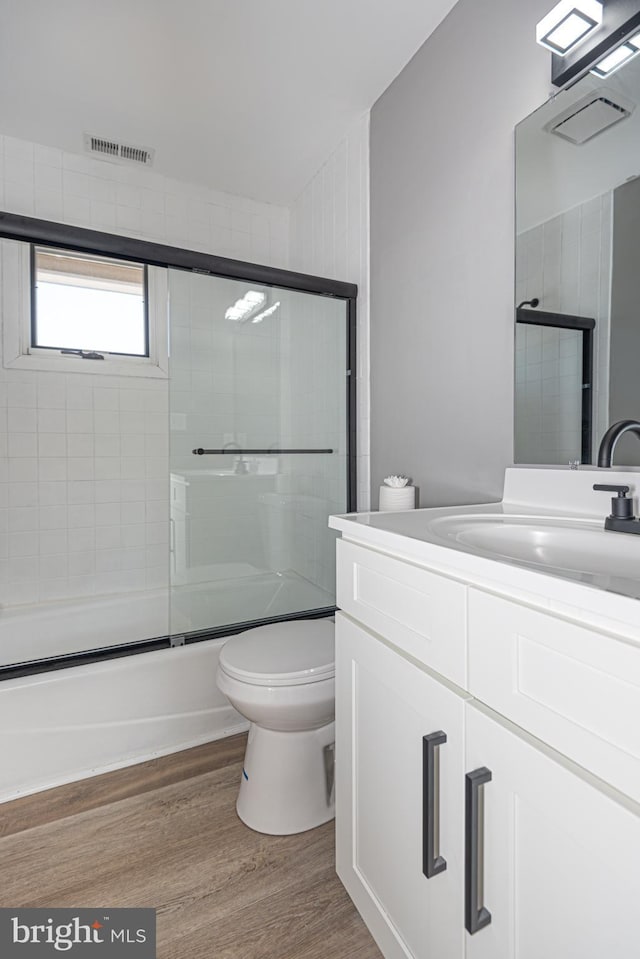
left=1, top=239, right=168, bottom=379
left=29, top=243, right=151, bottom=360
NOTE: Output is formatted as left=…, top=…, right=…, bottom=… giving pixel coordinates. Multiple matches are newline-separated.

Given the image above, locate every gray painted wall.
left=369, top=0, right=551, bottom=507
left=610, top=177, right=640, bottom=466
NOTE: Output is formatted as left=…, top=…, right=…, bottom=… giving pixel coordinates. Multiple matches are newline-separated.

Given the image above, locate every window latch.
left=60, top=349, right=105, bottom=360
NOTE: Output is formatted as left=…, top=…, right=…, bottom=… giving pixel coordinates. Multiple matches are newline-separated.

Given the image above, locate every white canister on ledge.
left=379, top=475, right=416, bottom=511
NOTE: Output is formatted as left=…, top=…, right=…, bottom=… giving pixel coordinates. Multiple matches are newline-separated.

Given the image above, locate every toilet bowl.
left=216, top=618, right=335, bottom=835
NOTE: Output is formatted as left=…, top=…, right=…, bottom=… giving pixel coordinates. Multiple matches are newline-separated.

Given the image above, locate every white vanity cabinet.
left=336, top=612, right=468, bottom=959
left=465, top=704, right=640, bottom=959
left=334, top=532, right=640, bottom=959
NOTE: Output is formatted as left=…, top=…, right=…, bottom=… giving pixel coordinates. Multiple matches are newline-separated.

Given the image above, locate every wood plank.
left=0, top=739, right=381, bottom=958
left=2, top=765, right=328, bottom=908
left=0, top=733, right=247, bottom=839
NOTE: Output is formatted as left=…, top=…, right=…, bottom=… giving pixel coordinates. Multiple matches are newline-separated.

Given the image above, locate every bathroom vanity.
left=330, top=468, right=640, bottom=959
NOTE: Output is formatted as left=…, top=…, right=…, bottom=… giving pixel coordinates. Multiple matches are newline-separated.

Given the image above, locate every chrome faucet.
left=597, top=419, right=640, bottom=468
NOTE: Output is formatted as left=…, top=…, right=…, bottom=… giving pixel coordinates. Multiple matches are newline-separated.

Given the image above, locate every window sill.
left=4, top=353, right=168, bottom=379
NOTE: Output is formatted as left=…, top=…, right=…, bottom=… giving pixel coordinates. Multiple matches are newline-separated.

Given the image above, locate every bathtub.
left=0, top=575, right=334, bottom=803
left=171, top=570, right=334, bottom=634
left=0, top=590, right=246, bottom=803
left=0, top=589, right=170, bottom=668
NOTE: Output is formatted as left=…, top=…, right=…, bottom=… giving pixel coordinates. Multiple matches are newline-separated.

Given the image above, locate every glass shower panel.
left=168, top=270, right=349, bottom=638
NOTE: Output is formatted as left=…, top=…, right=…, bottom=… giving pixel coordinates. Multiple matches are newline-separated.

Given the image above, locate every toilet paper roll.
left=379, top=485, right=416, bottom=511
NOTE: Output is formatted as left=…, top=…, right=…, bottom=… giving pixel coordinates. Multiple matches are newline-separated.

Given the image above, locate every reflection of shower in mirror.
left=515, top=52, right=640, bottom=467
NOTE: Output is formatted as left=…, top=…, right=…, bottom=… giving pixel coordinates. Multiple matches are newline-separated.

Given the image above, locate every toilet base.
left=237, top=720, right=336, bottom=835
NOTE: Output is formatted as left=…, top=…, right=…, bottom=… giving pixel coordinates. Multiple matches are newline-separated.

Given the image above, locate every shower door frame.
left=516, top=305, right=595, bottom=464
left=0, top=212, right=358, bottom=679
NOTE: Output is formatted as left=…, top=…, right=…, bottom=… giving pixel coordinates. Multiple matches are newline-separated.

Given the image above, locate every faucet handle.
left=593, top=484, right=633, bottom=519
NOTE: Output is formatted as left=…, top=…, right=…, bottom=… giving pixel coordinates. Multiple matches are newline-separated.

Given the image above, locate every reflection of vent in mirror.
left=547, top=94, right=632, bottom=145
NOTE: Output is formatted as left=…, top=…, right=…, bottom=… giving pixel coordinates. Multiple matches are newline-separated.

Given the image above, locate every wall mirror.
left=515, top=54, right=640, bottom=466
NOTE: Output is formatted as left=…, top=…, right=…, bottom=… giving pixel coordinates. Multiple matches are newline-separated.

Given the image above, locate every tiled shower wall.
left=0, top=136, right=290, bottom=264
left=515, top=193, right=612, bottom=465
left=0, top=133, right=289, bottom=609
left=289, top=113, right=370, bottom=509
left=168, top=269, right=281, bottom=584
left=0, top=365, right=170, bottom=607
left=277, top=294, right=349, bottom=594
left=0, top=125, right=369, bottom=611
left=168, top=270, right=348, bottom=603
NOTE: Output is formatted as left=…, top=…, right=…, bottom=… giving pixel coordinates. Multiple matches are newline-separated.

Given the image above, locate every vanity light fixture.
left=590, top=32, right=640, bottom=74
left=536, top=0, right=603, bottom=55
left=548, top=0, right=640, bottom=88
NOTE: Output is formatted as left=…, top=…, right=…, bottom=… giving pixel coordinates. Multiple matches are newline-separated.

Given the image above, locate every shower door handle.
left=423, top=731, right=447, bottom=878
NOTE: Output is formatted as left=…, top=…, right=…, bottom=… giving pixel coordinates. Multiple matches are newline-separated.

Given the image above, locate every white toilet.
left=216, top=618, right=335, bottom=836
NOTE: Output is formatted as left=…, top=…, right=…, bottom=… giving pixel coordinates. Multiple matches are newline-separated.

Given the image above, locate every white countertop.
left=330, top=468, right=640, bottom=640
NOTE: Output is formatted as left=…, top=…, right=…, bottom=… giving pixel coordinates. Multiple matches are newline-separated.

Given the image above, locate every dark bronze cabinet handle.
left=465, top=767, right=492, bottom=935
left=422, top=731, right=447, bottom=878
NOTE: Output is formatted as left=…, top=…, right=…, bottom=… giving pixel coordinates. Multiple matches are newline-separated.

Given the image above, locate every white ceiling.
left=0, top=0, right=459, bottom=205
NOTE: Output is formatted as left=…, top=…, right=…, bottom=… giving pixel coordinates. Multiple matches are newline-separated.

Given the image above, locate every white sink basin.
left=427, top=514, right=640, bottom=581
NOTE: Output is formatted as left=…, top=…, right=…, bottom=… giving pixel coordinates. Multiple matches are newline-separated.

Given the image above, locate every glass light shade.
left=590, top=42, right=639, bottom=77
left=536, top=0, right=603, bottom=55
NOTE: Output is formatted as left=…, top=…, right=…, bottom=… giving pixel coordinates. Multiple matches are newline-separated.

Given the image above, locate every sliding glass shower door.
left=168, top=269, right=352, bottom=640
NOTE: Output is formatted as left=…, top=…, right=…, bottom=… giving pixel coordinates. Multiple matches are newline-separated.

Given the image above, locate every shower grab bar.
left=192, top=447, right=334, bottom=455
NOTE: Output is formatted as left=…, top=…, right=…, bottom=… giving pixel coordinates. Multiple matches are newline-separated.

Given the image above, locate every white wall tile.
left=38, top=409, right=66, bottom=433
left=8, top=408, right=37, bottom=432
left=67, top=434, right=94, bottom=457
left=68, top=528, right=95, bottom=552
left=38, top=482, right=66, bottom=507
left=38, top=434, right=67, bottom=457
left=9, top=509, right=39, bottom=532
left=8, top=433, right=38, bottom=457
left=37, top=379, right=66, bottom=409
left=8, top=382, right=37, bottom=407
left=289, top=113, right=370, bottom=510
left=0, top=130, right=291, bottom=613
left=67, top=505, right=95, bottom=528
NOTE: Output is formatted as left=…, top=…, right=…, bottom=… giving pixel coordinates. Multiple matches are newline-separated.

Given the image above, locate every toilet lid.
left=219, top=619, right=335, bottom=686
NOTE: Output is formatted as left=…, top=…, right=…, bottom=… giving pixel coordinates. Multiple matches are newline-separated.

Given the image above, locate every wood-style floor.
left=0, top=734, right=381, bottom=959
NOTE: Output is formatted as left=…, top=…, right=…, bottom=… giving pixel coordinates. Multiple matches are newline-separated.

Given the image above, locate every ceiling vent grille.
left=84, top=134, right=155, bottom=166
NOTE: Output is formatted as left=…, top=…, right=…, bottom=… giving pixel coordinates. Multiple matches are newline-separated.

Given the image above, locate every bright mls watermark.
left=0, top=909, right=156, bottom=957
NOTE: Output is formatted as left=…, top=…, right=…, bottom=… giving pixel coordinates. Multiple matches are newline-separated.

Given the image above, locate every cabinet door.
left=336, top=612, right=467, bottom=959
left=465, top=703, right=640, bottom=959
